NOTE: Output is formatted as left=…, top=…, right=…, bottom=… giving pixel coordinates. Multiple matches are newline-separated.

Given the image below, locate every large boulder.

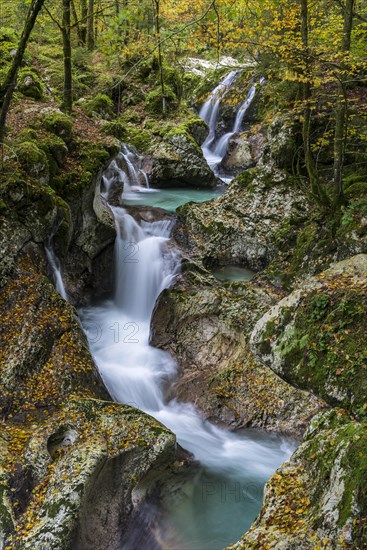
left=151, top=267, right=325, bottom=437
left=176, top=168, right=309, bottom=270
left=145, top=128, right=216, bottom=188
left=1, top=399, right=176, bottom=550
left=251, top=254, right=367, bottom=416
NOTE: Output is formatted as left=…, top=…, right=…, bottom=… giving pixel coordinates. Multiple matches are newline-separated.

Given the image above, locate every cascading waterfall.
left=200, top=73, right=258, bottom=183
left=79, top=170, right=294, bottom=547
left=199, top=70, right=239, bottom=152
left=101, top=143, right=153, bottom=200
left=45, top=237, right=68, bottom=301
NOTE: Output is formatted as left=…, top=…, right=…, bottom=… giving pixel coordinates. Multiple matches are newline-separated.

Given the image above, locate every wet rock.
left=229, top=409, right=367, bottom=549
left=176, top=168, right=309, bottom=270
left=1, top=400, right=176, bottom=550
left=146, top=131, right=217, bottom=188
left=151, top=271, right=325, bottom=437
left=251, top=254, right=367, bottom=415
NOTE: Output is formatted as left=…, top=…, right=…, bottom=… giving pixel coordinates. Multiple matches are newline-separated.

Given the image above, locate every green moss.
left=78, top=140, right=110, bottom=173
left=101, top=120, right=125, bottom=140
left=0, top=27, right=17, bottom=70
left=18, top=69, right=44, bottom=100
left=39, top=135, right=68, bottom=167
left=123, top=125, right=151, bottom=152
left=16, top=141, right=49, bottom=181
left=304, top=414, right=367, bottom=546
left=276, top=279, right=367, bottom=416
left=84, top=93, right=114, bottom=119
left=41, top=112, right=73, bottom=144
left=145, top=86, right=177, bottom=115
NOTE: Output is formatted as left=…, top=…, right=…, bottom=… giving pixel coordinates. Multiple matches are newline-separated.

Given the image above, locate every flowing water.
left=45, top=238, right=68, bottom=300
left=123, top=187, right=223, bottom=212
left=199, top=74, right=258, bottom=183
left=45, top=113, right=294, bottom=549
left=212, top=265, right=255, bottom=283
left=78, top=173, right=294, bottom=547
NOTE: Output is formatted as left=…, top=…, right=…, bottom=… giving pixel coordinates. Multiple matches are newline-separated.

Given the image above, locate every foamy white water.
left=79, top=204, right=293, bottom=481
left=199, top=75, right=258, bottom=183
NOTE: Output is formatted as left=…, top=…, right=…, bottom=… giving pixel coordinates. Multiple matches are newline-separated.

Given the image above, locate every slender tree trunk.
left=153, top=0, right=166, bottom=114
left=62, top=0, right=73, bottom=114
left=0, top=0, right=46, bottom=144
left=299, top=0, right=329, bottom=205
left=333, top=0, right=355, bottom=202
left=71, top=0, right=83, bottom=45
left=80, top=0, right=88, bottom=45
left=87, top=0, right=95, bottom=50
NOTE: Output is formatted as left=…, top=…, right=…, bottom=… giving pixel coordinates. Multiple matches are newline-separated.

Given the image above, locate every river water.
left=78, top=183, right=294, bottom=548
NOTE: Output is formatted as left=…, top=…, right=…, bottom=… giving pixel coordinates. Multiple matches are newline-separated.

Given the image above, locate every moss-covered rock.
left=251, top=254, right=367, bottom=418
left=151, top=269, right=325, bottom=436
left=145, top=125, right=216, bottom=188
left=230, top=409, right=367, bottom=549
left=145, top=86, right=177, bottom=115
left=16, top=141, right=49, bottom=183
left=17, top=69, right=44, bottom=100
left=176, top=168, right=309, bottom=269
left=41, top=111, right=73, bottom=144
left=84, top=93, right=114, bottom=119
left=1, top=399, right=176, bottom=550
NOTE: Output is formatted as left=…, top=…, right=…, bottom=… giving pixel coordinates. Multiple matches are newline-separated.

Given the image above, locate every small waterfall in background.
left=45, top=237, right=68, bottom=301
left=200, top=73, right=259, bottom=183
left=101, top=143, right=154, bottom=201
left=79, top=162, right=294, bottom=547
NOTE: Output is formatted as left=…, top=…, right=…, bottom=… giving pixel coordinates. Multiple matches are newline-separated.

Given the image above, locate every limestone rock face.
left=1, top=399, right=176, bottom=550
left=146, top=131, right=217, bottom=188
left=221, top=134, right=255, bottom=174
left=176, top=168, right=309, bottom=270
left=151, top=269, right=325, bottom=436
left=251, top=254, right=367, bottom=414
left=228, top=409, right=367, bottom=549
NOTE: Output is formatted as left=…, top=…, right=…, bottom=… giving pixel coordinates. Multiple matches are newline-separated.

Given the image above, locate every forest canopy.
left=0, top=0, right=366, bottom=206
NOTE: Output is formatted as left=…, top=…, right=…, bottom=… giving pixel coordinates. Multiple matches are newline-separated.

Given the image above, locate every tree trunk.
left=300, top=0, right=328, bottom=205
left=87, top=0, right=95, bottom=50
left=71, top=0, right=83, bottom=45
left=153, top=0, right=166, bottom=115
left=80, top=0, right=88, bottom=45
left=62, top=0, right=73, bottom=114
left=0, top=0, right=46, bottom=143
left=333, top=0, right=355, bottom=202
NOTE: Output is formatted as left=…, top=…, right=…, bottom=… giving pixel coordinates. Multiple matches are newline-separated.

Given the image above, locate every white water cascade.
left=102, top=143, right=155, bottom=200
left=200, top=74, right=258, bottom=183
left=79, top=183, right=294, bottom=545
left=45, top=238, right=68, bottom=300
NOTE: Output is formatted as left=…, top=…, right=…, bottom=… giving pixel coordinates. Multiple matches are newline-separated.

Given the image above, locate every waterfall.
left=200, top=75, right=258, bottom=183
left=199, top=70, right=239, bottom=152
left=79, top=182, right=293, bottom=477
left=78, top=162, right=294, bottom=546
left=101, top=143, right=153, bottom=201
left=45, top=238, right=68, bottom=301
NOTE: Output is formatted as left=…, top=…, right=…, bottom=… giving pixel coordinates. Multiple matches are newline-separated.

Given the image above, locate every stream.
left=77, top=187, right=293, bottom=548
left=49, top=73, right=294, bottom=549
